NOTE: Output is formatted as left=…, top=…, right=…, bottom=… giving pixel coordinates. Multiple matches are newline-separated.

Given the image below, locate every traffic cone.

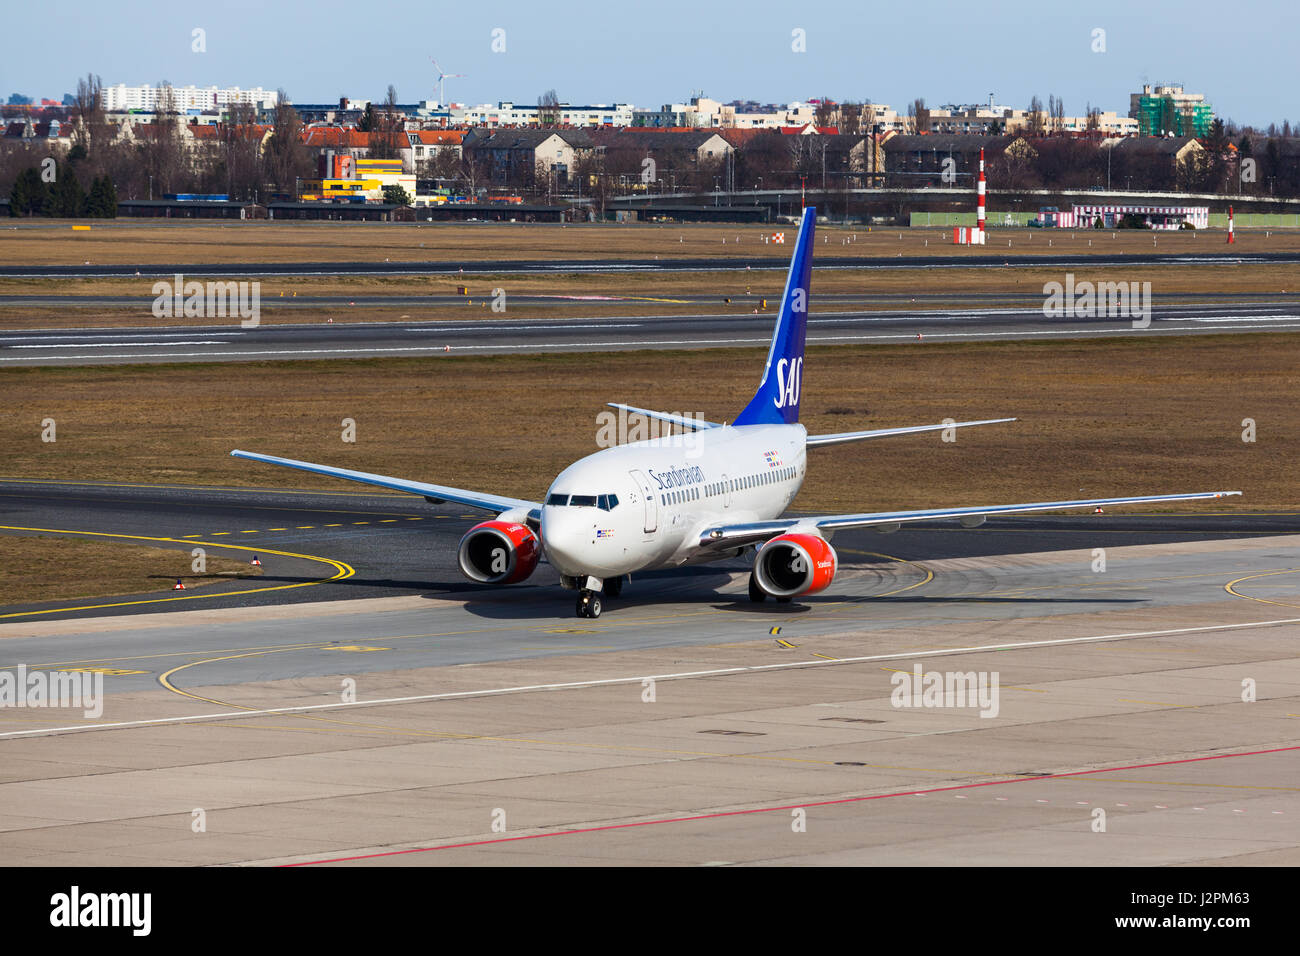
left=250, top=556, right=261, bottom=566
left=1093, top=508, right=1105, bottom=514
left=173, top=579, right=186, bottom=590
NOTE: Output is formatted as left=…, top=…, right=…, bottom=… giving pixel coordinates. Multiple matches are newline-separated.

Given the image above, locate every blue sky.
left=5, top=0, right=1296, bottom=126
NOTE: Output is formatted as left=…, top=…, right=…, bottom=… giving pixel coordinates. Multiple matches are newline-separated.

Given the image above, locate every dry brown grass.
left=0, top=534, right=260, bottom=605
left=2, top=334, right=1295, bottom=513
left=5, top=220, right=1297, bottom=267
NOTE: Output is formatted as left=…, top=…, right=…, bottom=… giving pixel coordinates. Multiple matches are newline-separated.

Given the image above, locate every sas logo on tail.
left=773, top=356, right=802, bottom=409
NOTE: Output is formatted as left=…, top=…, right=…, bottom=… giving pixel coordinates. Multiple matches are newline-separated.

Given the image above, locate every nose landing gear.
left=576, top=589, right=602, bottom=618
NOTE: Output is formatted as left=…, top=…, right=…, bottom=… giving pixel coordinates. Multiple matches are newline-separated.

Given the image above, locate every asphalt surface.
left=4, top=249, right=1298, bottom=278
left=5, top=301, right=1300, bottom=366
left=2, top=478, right=1293, bottom=633
left=3, top=479, right=1296, bottom=868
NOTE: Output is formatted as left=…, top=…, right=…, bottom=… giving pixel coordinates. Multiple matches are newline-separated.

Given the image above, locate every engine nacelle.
left=753, top=533, right=837, bottom=598
left=457, top=520, right=541, bottom=585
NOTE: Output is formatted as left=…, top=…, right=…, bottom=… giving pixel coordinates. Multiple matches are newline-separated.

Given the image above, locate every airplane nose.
left=540, top=508, right=591, bottom=576
left=541, top=507, right=624, bottom=577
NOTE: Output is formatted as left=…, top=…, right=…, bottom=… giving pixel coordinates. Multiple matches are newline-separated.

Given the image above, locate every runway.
left=3, top=249, right=1298, bottom=278
left=0, top=478, right=1297, bottom=865
left=6, top=301, right=1300, bottom=366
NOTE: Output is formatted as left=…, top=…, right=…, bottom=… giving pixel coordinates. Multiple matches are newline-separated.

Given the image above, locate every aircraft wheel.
left=748, top=574, right=767, bottom=603
left=576, top=590, right=602, bottom=618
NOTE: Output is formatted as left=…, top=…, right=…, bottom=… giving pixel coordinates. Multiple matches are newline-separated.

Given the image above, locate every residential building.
left=1129, top=84, right=1214, bottom=137
left=102, top=84, right=278, bottom=113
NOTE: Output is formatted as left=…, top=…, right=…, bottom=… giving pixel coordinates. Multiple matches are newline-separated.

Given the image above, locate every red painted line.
left=282, top=744, right=1300, bottom=866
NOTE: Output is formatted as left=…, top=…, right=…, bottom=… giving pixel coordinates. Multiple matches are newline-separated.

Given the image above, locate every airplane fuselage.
left=539, top=424, right=808, bottom=580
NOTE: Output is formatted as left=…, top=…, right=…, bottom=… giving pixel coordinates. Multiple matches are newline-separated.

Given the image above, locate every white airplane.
left=233, top=207, right=1240, bottom=618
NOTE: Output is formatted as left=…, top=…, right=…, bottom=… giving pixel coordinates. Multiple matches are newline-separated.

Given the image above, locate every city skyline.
left=6, top=0, right=1297, bottom=128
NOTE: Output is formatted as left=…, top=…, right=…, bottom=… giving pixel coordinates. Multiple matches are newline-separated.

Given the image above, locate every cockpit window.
left=552, top=493, right=620, bottom=509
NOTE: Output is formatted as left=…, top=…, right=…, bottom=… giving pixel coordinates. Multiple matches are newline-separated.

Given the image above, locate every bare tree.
left=263, top=90, right=312, bottom=194
left=137, top=83, right=187, bottom=199
left=1048, top=95, right=1065, bottom=134
left=1027, top=95, right=1046, bottom=136
left=813, top=98, right=836, bottom=128
left=538, top=89, right=561, bottom=127
left=367, top=85, right=404, bottom=160
left=216, top=100, right=261, bottom=200
left=909, top=98, right=930, bottom=134
left=838, top=101, right=862, bottom=136
left=72, top=73, right=110, bottom=156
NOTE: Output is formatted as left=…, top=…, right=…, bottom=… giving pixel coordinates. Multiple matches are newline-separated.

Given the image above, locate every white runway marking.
left=8, top=341, right=234, bottom=349
left=402, top=323, right=644, bottom=332
left=5, top=323, right=1300, bottom=362
left=0, top=333, right=241, bottom=342
left=3, top=614, right=1298, bottom=739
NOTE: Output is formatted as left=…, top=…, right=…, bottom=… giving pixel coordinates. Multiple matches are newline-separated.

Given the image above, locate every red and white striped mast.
left=976, top=147, right=987, bottom=243
left=1227, top=205, right=1235, bottom=244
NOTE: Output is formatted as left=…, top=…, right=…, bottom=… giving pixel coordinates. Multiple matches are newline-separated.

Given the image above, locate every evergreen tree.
left=45, top=163, right=86, bottom=217
left=90, top=175, right=119, bottom=218
left=86, top=176, right=106, bottom=217
left=103, top=175, right=118, bottom=217
left=9, top=167, right=49, bottom=216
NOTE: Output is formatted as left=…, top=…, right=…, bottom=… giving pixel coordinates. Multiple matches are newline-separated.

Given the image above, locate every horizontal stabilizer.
left=807, top=417, right=1016, bottom=447
left=606, top=403, right=721, bottom=431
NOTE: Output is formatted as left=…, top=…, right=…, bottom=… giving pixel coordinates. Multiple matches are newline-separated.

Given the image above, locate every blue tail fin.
left=733, top=207, right=815, bottom=426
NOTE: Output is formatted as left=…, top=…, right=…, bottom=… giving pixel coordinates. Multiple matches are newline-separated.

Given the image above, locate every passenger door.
left=629, top=470, right=658, bottom=534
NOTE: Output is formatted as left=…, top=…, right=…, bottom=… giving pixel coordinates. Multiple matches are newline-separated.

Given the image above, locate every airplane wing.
left=698, top=490, right=1242, bottom=550
left=230, top=450, right=540, bottom=515
left=606, top=403, right=722, bottom=431
left=807, top=417, right=1016, bottom=448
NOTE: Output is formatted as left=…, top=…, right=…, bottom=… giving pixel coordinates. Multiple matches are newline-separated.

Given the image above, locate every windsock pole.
left=977, top=148, right=986, bottom=244
left=1227, top=206, right=1235, bottom=244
